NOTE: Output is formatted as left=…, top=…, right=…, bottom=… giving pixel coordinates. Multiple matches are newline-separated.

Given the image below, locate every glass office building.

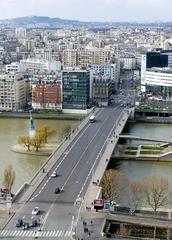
left=62, top=70, right=90, bottom=109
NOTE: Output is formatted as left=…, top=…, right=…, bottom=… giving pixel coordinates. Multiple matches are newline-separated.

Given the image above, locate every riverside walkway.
left=119, top=134, right=172, bottom=144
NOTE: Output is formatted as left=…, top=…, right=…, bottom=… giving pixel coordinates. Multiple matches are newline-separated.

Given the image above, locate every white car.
left=51, top=171, right=58, bottom=177
left=32, top=207, right=40, bottom=215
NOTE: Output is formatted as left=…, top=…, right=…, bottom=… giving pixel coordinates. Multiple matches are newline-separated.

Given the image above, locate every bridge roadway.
left=2, top=105, right=127, bottom=239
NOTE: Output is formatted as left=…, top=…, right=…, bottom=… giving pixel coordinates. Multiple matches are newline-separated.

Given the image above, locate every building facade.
left=32, top=81, right=62, bottom=110
left=62, top=70, right=91, bottom=110
left=92, top=75, right=112, bottom=106
left=144, top=68, right=172, bottom=100
left=0, top=73, right=26, bottom=111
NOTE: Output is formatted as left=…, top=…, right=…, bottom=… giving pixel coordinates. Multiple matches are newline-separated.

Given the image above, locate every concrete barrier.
left=12, top=182, right=29, bottom=203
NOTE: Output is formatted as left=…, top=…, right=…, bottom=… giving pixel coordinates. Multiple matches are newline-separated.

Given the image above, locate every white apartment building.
left=91, top=63, right=120, bottom=85
left=143, top=68, right=172, bottom=100
left=20, top=58, right=61, bottom=73
left=6, top=62, right=25, bottom=73
left=15, top=27, right=27, bottom=39
left=120, top=56, right=136, bottom=70
left=0, top=73, right=26, bottom=111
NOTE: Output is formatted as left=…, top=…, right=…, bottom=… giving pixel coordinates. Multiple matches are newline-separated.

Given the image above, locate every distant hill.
left=0, top=16, right=172, bottom=29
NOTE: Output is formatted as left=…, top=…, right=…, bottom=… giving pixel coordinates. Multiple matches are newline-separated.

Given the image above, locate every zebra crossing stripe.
left=51, top=231, right=56, bottom=237
left=16, top=231, right=21, bottom=236
left=54, top=230, right=59, bottom=236
left=2, top=230, right=7, bottom=235
left=0, top=229, right=72, bottom=237
left=28, top=231, right=33, bottom=237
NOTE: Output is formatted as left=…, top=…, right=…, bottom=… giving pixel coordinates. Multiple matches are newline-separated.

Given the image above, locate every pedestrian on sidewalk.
left=88, top=232, right=91, bottom=238
left=90, top=220, right=93, bottom=225
left=42, top=168, right=45, bottom=173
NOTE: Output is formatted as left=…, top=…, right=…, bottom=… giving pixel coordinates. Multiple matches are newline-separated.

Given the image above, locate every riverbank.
left=0, top=111, right=86, bottom=120
left=11, top=143, right=58, bottom=156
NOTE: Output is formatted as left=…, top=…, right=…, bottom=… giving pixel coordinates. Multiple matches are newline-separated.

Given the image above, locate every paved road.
left=2, top=105, right=125, bottom=239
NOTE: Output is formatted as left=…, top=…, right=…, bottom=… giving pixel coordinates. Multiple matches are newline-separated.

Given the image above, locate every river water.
left=111, top=122, right=172, bottom=207
left=1, top=117, right=172, bottom=201
left=0, top=117, right=77, bottom=193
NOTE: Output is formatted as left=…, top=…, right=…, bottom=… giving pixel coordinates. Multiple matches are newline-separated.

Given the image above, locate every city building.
left=62, top=49, right=112, bottom=68
left=62, top=69, right=92, bottom=112
left=6, top=62, right=25, bottom=73
left=20, top=58, right=61, bottom=73
left=32, top=80, right=62, bottom=111
left=15, top=27, right=27, bottom=39
left=0, top=73, right=26, bottom=111
left=92, top=75, right=112, bottom=106
left=144, top=68, right=172, bottom=100
left=120, top=56, right=137, bottom=70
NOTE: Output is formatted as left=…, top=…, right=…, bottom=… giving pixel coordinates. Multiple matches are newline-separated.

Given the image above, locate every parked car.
left=15, top=219, right=23, bottom=227
left=31, top=219, right=38, bottom=227
left=54, top=188, right=61, bottom=194
left=32, top=207, right=40, bottom=215
left=51, top=171, right=58, bottom=177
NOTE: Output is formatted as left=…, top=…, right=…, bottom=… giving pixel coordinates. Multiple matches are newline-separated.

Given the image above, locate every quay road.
left=2, top=105, right=127, bottom=239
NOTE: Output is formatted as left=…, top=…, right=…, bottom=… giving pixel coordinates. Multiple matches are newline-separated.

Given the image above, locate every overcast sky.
left=0, top=0, right=172, bottom=22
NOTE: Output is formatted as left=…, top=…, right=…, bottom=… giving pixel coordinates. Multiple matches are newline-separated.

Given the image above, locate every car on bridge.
left=51, top=171, right=58, bottom=177
left=32, top=206, right=40, bottom=215
left=54, top=188, right=61, bottom=194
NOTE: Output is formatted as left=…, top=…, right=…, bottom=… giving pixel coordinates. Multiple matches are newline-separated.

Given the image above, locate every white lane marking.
left=42, top=231, right=47, bottom=236
left=58, top=230, right=63, bottom=236
left=30, top=110, right=104, bottom=201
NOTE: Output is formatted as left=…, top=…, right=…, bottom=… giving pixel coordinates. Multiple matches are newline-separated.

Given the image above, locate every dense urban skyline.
left=0, top=0, right=172, bottom=22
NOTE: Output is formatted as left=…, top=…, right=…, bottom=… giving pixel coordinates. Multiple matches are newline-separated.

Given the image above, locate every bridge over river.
left=3, top=105, right=130, bottom=239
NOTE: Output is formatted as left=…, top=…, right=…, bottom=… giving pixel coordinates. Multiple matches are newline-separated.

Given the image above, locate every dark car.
left=31, top=219, right=38, bottom=227
left=54, top=188, right=61, bottom=194
left=15, top=219, right=23, bottom=228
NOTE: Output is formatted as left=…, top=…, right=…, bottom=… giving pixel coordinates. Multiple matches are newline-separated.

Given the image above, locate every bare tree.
left=37, top=125, right=56, bottom=143
left=31, top=133, right=44, bottom=152
left=143, top=176, right=169, bottom=240
left=143, top=176, right=169, bottom=215
left=17, top=135, right=32, bottom=151
left=100, top=169, right=128, bottom=204
left=3, top=165, right=15, bottom=195
left=128, top=181, right=143, bottom=213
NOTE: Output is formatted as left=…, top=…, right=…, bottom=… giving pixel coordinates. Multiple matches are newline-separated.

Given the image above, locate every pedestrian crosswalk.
left=0, top=229, right=72, bottom=238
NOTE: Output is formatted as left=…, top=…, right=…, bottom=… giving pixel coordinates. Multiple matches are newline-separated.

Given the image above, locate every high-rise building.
left=92, top=75, right=112, bottom=106
left=15, top=27, right=27, bottom=39
left=62, top=70, right=91, bottom=110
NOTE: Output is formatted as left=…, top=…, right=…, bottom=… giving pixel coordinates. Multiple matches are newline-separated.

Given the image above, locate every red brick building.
left=32, top=81, right=62, bottom=111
